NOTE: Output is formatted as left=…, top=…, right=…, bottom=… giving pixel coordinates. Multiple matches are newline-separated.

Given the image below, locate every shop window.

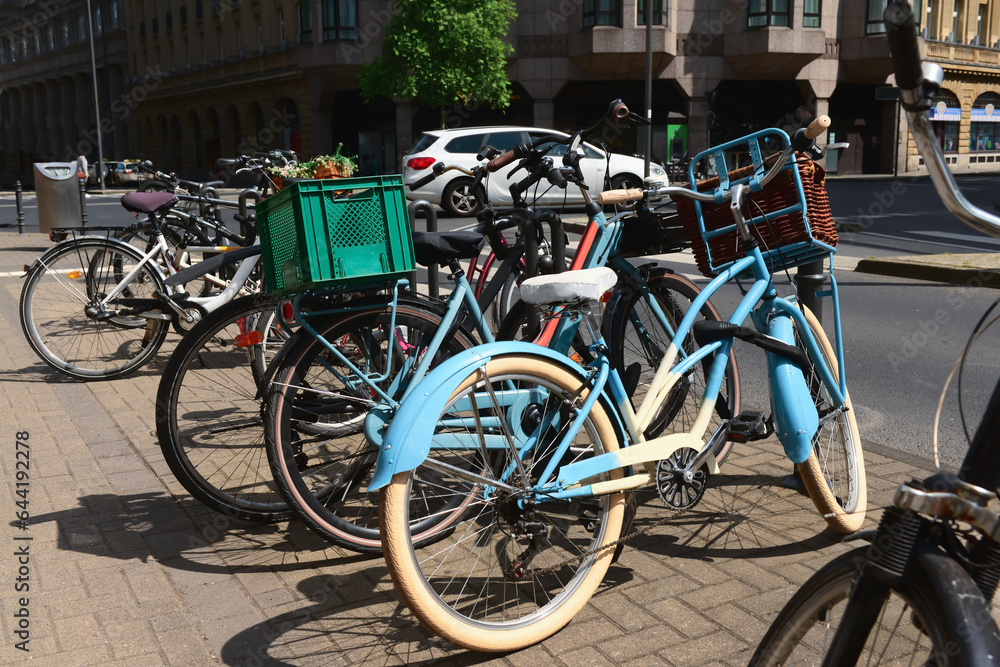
left=970, top=92, right=1000, bottom=151
left=928, top=91, right=961, bottom=152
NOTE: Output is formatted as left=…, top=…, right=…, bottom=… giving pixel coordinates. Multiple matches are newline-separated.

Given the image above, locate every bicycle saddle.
left=412, top=230, right=486, bottom=267
left=520, top=266, right=617, bottom=308
left=120, top=191, right=179, bottom=214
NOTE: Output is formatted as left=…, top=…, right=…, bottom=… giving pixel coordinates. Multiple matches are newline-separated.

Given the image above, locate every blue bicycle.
left=370, top=115, right=866, bottom=652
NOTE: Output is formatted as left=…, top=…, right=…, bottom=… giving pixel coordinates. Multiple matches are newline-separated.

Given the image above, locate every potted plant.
left=268, top=143, right=358, bottom=190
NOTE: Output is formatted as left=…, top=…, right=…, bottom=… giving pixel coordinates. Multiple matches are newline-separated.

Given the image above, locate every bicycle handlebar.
left=804, top=115, right=831, bottom=140
left=883, top=1, right=1000, bottom=240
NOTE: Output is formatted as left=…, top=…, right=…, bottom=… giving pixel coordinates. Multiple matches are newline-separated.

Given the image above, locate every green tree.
left=359, top=0, right=517, bottom=128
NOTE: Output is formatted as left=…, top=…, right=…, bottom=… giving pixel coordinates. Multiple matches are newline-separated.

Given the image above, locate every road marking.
left=907, top=230, right=1000, bottom=248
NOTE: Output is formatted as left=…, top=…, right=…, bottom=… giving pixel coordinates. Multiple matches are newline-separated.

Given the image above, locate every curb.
left=854, top=256, right=1000, bottom=288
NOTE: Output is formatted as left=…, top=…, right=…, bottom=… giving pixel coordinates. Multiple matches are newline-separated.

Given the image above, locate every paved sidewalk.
left=0, top=231, right=934, bottom=666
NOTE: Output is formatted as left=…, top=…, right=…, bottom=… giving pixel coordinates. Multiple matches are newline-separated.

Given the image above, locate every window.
left=196, top=0, right=203, bottom=20
left=153, top=17, right=159, bottom=35
left=111, top=1, right=119, bottom=28
left=864, top=0, right=888, bottom=34
left=803, top=0, right=821, bottom=27
left=300, top=0, right=312, bottom=43
left=45, top=25, right=53, bottom=50
left=0, top=49, right=5, bottom=66
left=166, top=11, right=173, bottom=30
left=60, top=19, right=69, bottom=45
left=94, top=6, right=102, bottom=35
left=140, top=21, right=146, bottom=38
left=445, top=134, right=487, bottom=154
left=31, top=30, right=39, bottom=55
left=970, top=92, right=1000, bottom=151
left=929, top=91, right=961, bottom=152
left=77, top=14, right=86, bottom=41
left=181, top=6, right=188, bottom=26
left=8, top=37, right=16, bottom=62
left=583, top=0, right=622, bottom=27
left=486, top=131, right=524, bottom=152
left=322, top=0, right=356, bottom=41
left=748, top=0, right=790, bottom=28
left=637, top=0, right=667, bottom=27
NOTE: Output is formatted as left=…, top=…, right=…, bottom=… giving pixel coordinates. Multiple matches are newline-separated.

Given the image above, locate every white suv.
left=402, top=126, right=667, bottom=216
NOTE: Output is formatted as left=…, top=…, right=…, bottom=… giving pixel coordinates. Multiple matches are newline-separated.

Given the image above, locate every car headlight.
left=650, top=165, right=666, bottom=176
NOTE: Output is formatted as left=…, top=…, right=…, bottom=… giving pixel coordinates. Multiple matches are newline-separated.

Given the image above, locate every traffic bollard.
left=794, top=260, right=827, bottom=323
left=15, top=181, right=25, bottom=235
left=407, top=200, right=438, bottom=299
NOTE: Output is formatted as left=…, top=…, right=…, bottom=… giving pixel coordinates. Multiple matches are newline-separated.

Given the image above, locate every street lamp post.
left=84, top=0, right=105, bottom=193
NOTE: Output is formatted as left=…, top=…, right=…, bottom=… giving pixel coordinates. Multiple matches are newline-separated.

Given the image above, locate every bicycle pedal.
left=725, top=411, right=770, bottom=443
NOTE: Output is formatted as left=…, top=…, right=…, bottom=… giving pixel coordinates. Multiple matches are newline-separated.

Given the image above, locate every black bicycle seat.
left=120, top=192, right=179, bottom=214
left=412, top=230, right=486, bottom=267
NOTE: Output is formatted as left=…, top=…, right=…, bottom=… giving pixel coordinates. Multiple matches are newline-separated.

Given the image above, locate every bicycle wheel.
left=380, top=355, right=625, bottom=652
left=20, top=238, right=171, bottom=380
left=794, top=306, right=866, bottom=534
left=607, top=270, right=741, bottom=464
left=156, top=295, right=291, bottom=522
left=751, top=545, right=1000, bottom=666
left=265, top=301, right=478, bottom=551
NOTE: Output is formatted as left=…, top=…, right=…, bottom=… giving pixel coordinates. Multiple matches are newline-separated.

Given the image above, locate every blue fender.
left=766, top=314, right=819, bottom=464
left=369, top=342, right=607, bottom=490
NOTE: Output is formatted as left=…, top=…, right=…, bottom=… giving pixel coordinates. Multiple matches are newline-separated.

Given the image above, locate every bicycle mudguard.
left=368, top=342, right=610, bottom=491
left=162, top=245, right=260, bottom=287
left=766, top=313, right=818, bottom=463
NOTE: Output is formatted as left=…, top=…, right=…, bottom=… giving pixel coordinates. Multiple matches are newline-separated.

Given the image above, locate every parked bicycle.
left=751, top=4, right=1000, bottom=664
left=20, top=190, right=262, bottom=380
left=368, top=108, right=863, bottom=651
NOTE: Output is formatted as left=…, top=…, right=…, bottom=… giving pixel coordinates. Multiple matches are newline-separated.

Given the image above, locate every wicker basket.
left=674, top=154, right=837, bottom=277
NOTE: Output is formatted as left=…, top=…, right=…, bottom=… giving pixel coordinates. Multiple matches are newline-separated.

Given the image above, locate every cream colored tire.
left=379, top=356, right=625, bottom=652
left=795, top=306, right=867, bottom=534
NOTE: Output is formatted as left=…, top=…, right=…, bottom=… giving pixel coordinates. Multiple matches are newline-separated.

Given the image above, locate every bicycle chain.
left=517, top=504, right=690, bottom=582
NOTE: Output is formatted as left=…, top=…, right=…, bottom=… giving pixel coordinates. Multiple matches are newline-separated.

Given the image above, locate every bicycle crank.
left=656, top=446, right=709, bottom=510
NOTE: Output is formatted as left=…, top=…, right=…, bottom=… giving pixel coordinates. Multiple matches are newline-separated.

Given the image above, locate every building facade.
left=2, top=0, right=1000, bottom=180
left=0, top=0, right=129, bottom=176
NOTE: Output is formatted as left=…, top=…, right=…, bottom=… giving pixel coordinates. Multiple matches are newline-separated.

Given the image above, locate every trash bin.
left=33, top=160, right=84, bottom=233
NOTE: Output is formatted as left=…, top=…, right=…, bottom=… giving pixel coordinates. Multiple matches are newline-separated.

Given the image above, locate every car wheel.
left=442, top=179, right=481, bottom=217
left=610, top=174, right=643, bottom=191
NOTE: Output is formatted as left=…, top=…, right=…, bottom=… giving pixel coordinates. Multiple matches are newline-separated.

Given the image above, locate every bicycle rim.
left=20, top=239, right=170, bottom=379
left=380, top=356, right=625, bottom=651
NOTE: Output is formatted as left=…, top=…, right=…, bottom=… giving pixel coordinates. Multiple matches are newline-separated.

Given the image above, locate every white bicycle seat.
left=519, top=267, right=617, bottom=308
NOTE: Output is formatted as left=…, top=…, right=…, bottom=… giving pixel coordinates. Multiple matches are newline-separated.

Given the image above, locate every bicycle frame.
left=370, top=141, right=850, bottom=498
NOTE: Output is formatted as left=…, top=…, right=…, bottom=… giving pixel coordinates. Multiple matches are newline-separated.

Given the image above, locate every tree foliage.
left=359, top=0, right=517, bottom=126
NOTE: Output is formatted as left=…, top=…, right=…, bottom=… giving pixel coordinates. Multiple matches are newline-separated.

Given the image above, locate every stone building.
left=2, top=0, right=1000, bottom=179
left=0, top=0, right=129, bottom=175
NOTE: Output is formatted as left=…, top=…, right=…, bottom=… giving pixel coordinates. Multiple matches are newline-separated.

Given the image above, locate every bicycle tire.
left=606, top=269, right=741, bottom=464
left=380, top=355, right=626, bottom=652
left=156, top=295, right=291, bottom=522
left=20, top=238, right=171, bottom=380
left=265, top=300, right=478, bottom=551
left=750, top=545, right=1000, bottom=666
left=794, top=306, right=867, bottom=534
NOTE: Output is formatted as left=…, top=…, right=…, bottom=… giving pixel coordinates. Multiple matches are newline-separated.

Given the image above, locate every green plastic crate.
left=256, top=175, right=415, bottom=296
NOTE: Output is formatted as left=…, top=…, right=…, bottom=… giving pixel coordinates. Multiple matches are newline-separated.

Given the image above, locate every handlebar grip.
left=804, top=115, right=831, bottom=140
left=216, top=158, right=240, bottom=169
left=884, top=2, right=924, bottom=91
left=487, top=150, right=516, bottom=172
left=610, top=99, right=629, bottom=119
left=597, top=188, right=644, bottom=206
left=409, top=170, right=439, bottom=191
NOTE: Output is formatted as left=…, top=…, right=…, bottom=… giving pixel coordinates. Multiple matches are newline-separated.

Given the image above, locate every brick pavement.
left=0, top=231, right=933, bottom=666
